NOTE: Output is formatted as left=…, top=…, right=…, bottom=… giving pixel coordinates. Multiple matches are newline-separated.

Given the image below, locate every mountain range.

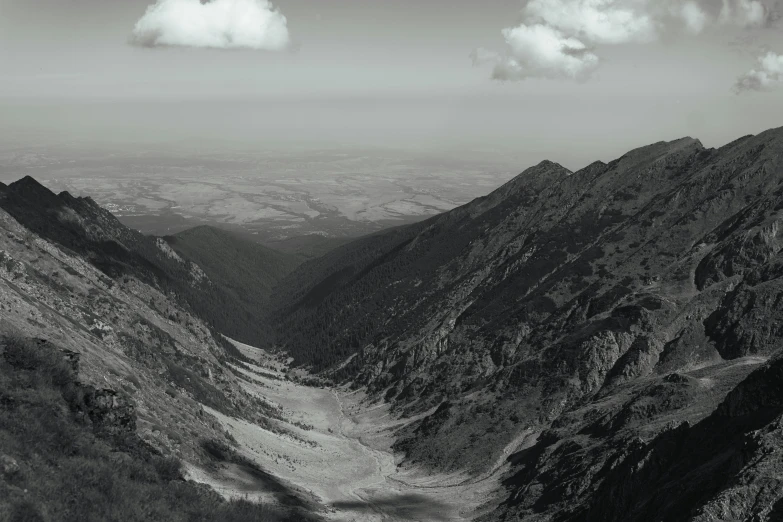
left=3, top=127, right=783, bottom=521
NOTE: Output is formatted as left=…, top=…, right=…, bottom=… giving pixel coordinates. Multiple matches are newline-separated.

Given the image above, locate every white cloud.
left=130, top=0, right=291, bottom=50
left=522, top=0, right=660, bottom=45
left=475, top=0, right=777, bottom=83
left=493, top=24, right=599, bottom=81
left=734, top=51, right=783, bottom=92
left=680, top=1, right=709, bottom=34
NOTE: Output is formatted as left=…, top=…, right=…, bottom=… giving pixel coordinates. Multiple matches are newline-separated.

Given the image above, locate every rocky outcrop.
left=70, top=386, right=137, bottom=437
left=567, top=357, right=783, bottom=522
left=0, top=455, right=19, bottom=477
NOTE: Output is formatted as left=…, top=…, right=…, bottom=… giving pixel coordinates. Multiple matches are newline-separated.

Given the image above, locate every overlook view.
left=2, top=1, right=783, bottom=521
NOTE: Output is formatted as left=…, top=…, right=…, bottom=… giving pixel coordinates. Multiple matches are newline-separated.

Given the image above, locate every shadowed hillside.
left=0, top=179, right=294, bottom=348
left=164, top=225, right=300, bottom=318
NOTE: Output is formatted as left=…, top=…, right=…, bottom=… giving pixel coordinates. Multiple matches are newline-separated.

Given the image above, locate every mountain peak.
left=535, top=159, right=563, bottom=169
left=516, top=159, right=571, bottom=186
left=672, top=136, right=703, bottom=149
left=10, top=175, right=46, bottom=190
left=6, top=176, right=61, bottom=206
left=609, top=136, right=704, bottom=173
left=483, top=159, right=571, bottom=205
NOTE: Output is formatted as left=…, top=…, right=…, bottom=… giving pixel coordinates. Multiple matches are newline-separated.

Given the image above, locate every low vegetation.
left=0, top=336, right=317, bottom=522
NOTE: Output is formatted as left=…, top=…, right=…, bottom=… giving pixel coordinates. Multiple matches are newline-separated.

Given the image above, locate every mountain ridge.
left=0, top=177, right=299, bottom=349
left=269, top=126, right=783, bottom=520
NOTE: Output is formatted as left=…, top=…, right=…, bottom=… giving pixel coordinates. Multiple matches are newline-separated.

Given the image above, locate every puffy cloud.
left=476, top=0, right=776, bottom=82
left=493, top=24, right=599, bottom=81
left=130, top=0, right=290, bottom=50
left=521, top=0, right=660, bottom=45
left=734, top=51, right=783, bottom=92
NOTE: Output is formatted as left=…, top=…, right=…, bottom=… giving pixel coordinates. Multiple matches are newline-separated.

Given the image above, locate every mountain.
left=270, top=127, right=783, bottom=519
left=0, top=183, right=320, bottom=520
left=163, top=225, right=300, bottom=318
left=5, top=126, right=783, bottom=521
left=0, top=177, right=292, bottom=349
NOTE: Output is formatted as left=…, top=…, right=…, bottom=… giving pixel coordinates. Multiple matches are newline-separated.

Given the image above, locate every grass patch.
left=0, top=335, right=319, bottom=522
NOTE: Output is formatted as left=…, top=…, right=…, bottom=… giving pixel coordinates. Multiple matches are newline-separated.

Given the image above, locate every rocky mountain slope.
left=0, top=177, right=297, bottom=349
left=271, top=127, right=783, bottom=520
left=0, top=183, right=320, bottom=520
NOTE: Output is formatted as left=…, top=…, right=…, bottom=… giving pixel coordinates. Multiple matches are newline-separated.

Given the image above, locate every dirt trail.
left=186, top=341, right=523, bottom=522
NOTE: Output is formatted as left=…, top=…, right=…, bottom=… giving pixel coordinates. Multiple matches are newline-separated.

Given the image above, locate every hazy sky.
left=1, top=0, right=783, bottom=170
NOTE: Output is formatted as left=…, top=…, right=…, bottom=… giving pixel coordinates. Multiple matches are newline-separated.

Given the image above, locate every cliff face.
left=565, top=355, right=783, bottom=522
left=273, top=127, right=783, bottom=518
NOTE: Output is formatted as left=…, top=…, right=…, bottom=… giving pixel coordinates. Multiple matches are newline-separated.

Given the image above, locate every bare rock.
left=1, top=454, right=20, bottom=477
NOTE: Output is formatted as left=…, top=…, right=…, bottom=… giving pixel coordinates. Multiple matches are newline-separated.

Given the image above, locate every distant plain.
left=0, top=146, right=517, bottom=244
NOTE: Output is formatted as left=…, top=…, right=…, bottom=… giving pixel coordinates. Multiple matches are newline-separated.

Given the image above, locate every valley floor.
left=185, top=340, right=513, bottom=522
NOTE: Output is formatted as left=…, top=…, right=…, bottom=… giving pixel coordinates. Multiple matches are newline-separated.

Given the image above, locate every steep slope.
left=272, top=127, right=783, bottom=518
left=482, top=353, right=783, bottom=522
left=164, top=225, right=300, bottom=317
left=271, top=159, right=572, bottom=368
left=0, top=198, right=290, bottom=458
left=0, top=178, right=281, bottom=348
left=0, top=193, right=323, bottom=519
left=0, top=336, right=315, bottom=522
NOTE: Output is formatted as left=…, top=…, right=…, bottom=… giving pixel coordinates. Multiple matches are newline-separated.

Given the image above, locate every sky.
left=1, top=0, right=783, bottom=170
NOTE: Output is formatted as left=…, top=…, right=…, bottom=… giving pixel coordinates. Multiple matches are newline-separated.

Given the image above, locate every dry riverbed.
left=184, top=340, right=518, bottom=522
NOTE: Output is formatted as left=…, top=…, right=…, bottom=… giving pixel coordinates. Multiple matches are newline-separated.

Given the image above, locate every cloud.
left=475, top=0, right=776, bottom=82
left=720, top=0, right=771, bottom=27
left=521, top=0, right=660, bottom=45
left=130, top=0, right=290, bottom=50
left=734, top=51, right=783, bottom=92
left=493, top=24, right=599, bottom=81
left=680, top=1, right=709, bottom=33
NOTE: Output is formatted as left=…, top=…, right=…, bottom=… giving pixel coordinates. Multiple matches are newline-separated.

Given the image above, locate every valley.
left=191, top=340, right=506, bottom=522
left=184, top=340, right=772, bottom=522
left=4, top=126, right=783, bottom=521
